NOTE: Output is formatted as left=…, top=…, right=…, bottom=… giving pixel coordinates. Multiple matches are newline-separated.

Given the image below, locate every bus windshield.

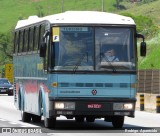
left=53, top=26, right=136, bottom=72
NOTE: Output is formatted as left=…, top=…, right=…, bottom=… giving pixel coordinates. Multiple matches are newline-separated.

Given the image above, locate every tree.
left=0, top=32, right=13, bottom=64
left=116, top=0, right=123, bottom=9
left=0, top=31, right=13, bottom=77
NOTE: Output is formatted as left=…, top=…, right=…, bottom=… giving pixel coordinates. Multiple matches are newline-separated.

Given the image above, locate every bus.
left=13, top=11, right=146, bottom=128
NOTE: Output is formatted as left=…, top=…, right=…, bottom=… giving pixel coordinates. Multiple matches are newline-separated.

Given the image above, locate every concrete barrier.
left=136, top=93, right=158, bottom=111
left=140, top=94, right=144, bottom=111
left=156, top=95, right=160, bottom=113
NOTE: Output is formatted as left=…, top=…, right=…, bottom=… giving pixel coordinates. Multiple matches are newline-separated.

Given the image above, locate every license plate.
left=0, top=90, right=6, bottom=93
left=87, top=104, right=102, bottom=109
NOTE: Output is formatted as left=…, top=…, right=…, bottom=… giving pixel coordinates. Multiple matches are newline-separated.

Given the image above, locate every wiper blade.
left=103, top=56, right=117, bottom=72
left=73, top=53, right=87, bottom=73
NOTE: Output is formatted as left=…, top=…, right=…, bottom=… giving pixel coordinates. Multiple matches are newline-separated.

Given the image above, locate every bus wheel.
left=75, top=116, right=84, bottom=122
left=21, top=111, right=31, bottom=122
left=86, top=117, right=95, bottom=122
left=44, top=117, right=56, bottom=128
left=32, top=115, right=41, bottom=123
left=112, top=116, right=124, bottom=128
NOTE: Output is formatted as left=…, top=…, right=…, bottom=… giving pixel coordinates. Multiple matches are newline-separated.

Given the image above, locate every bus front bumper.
left=49, top=97, right=136, bottom=118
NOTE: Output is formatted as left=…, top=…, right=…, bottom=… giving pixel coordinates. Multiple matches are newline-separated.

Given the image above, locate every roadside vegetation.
left=118, top=0, right=160, bottom=69
left=0, top=0, right=160, bottom=75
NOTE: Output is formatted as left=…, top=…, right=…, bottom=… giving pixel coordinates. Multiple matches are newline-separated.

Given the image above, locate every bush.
left=120, top=13, right=158, bottom=39
left=142, top=0, right=158, bottom=3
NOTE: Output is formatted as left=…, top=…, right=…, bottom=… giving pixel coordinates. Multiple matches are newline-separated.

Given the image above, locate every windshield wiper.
left=103, top=56, right=117, bottom=72
left=73, top=52, right=88, bottom=73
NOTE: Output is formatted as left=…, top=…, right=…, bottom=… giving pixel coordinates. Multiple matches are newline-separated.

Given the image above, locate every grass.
left=0, top=0, right=116, bottom=33
left=138, top=32, right=160, bottom=69
left=0, top=0, right=160, bottom=70
left=1, top=0, right=159, bottom=32
left=119, top=0, right=160, bottom=27
left=118, top=0, right=160, bottom=69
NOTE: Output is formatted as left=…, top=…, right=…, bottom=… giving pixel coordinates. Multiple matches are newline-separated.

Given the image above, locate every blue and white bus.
left=13, top=11, right=146, bottom=128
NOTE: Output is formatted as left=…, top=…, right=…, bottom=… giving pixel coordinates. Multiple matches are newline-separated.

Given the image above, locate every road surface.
left=0, top=94, right=160, bottom=136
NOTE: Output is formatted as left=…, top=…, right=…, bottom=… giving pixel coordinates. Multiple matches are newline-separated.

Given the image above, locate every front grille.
left=0, top=87, right=8, bottom=90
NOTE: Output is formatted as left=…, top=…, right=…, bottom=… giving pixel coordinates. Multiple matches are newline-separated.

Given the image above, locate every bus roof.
left=15, top=11, right=135, bottom=29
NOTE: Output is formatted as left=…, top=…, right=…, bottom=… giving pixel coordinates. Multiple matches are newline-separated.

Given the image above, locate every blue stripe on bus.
left=58, top=82, right=130, bottom=88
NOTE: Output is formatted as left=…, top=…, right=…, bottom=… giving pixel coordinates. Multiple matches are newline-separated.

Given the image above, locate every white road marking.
left=0, top=118, right=7, bottom=121
left=21, top=126, right=30, bottom=127
left=47, top=134, right=55, bottom=136
left=9, top=122, right=18, bottom=125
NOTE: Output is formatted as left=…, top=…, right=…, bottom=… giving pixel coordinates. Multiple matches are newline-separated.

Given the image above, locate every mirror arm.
left=43, top=30, right=50, bottom=41
left=136, top=33, right=145, bottom=42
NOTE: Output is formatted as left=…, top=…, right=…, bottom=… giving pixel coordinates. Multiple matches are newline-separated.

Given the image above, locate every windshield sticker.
left=52, top=27, right=60, bottom=42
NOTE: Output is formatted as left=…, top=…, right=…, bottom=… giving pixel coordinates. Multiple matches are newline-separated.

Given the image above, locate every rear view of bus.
left=14, top=11, right=146, bottom=128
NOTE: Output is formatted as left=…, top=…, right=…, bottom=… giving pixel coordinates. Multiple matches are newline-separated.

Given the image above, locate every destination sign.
left=61, top=27, right=88, bottom=32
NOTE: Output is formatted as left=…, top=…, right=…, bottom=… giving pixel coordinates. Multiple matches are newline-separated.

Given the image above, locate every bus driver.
left=102, top=48, right=119, bottom=62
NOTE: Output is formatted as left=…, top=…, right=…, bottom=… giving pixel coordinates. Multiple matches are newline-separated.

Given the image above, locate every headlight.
left=55, top=102, right=75, bottom=110
left=113, top=103, right=133, bottom=110
left=55, top=102, right=64, bottom=109
left=124, top=103, right=133, bottom=110
left=9, top=87, right=13, bottom=90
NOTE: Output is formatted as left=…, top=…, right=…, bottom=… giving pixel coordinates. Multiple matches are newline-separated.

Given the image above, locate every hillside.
left=119, top=0, right=160, bottom=27
left=0, top=0, right=116, bottom=32
left=1, top=0, right=159, bottom=33
left=0, top=0, right=160, bottom=71
left=117, top=0, right=160, bottom=69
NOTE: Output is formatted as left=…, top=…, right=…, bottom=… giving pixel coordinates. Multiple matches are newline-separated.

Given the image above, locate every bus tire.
left=21, top=111, right=31, bottom=122
left=112, top=116, right=124, bottom=128
left=32, top=115, right=41, bottom=123
left=44, top=117, right=56, bottom=128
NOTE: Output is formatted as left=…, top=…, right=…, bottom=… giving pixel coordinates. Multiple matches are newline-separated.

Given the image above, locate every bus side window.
left=40, top=25, right=45, bottom=42
left=22, top=30, right=25, bottom=52
left=44, top=35, right=50, bottom=70
left=14, top=32, right=18, bottom=54
left=29, top=27, right=34, bottom=52
left=38, top=24, right=45, bottom=51
left=33, top=27, right=36, bottom=51
left=18, top=30, right=23, bottom=54
left=24, top=29, right=28, bottom=52
left=38, top=25, right=41, bottom=50
left=34, top=26, right=39, bottom=52
left=27, top=28, right=30, bottom=52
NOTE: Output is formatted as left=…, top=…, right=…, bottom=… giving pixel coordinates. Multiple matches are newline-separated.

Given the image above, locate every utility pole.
left=102, top=0, right=104, bottom=12
left=61, top=0, right=64, bottom=12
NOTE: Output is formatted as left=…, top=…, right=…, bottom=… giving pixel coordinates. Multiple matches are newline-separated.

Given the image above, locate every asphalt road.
left=0, top=94, right=160, bottom=136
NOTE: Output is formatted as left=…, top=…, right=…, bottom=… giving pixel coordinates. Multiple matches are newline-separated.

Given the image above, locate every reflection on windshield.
left=53, top=27, right=136, bottom=71
left=95, top=27, right=135, bottom=71
left=100, top=62, right=135, bottom=70
left=54, top=27, right=94, bottom=71
left=0, top=80, right=9, bottom=84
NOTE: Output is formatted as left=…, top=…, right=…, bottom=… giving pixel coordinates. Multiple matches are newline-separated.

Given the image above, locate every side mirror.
left=140, top=42, right=146, bottom=57
left=40, top=42, right=46, bottom=57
